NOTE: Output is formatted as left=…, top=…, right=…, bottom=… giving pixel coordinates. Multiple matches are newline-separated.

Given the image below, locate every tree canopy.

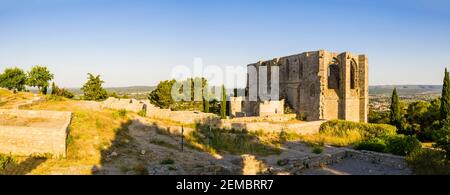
left=27, top=65, right=54, bottom=94
left=148, top=79, right=177, bottom=109
left=81, top=73, right=107, bottom=101
left=0, top=67, right=27, bottom=92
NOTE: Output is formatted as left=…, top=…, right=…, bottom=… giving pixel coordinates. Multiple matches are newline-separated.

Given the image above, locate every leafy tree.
left=426, top=98, right=441, bottom=123
left=149, top=79, right=176, bottom=109
left=220, top=85, right=227, bottom=119
left=407, top=101, right=430, bottom=126
left=81, top=73, right=107, bottom=101
left=369, top=109, right=390, bottom=124
left=27, top=65, right=54, bottom=94
left=442, top=68, right=450, bottom=120
left=434, top=121, right=450, bottom=160
left=0, top=67, right=27, bottom=93
left=390, top=88, right=402, bottom=130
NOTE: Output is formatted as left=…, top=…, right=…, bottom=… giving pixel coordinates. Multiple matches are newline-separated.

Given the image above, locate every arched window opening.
left=298, top=60, right=303, bottom=79
left=297, top=85, right=301, bottom=107
left=328, top=59, right=340, bottom=89
left=350, top=60, right=357, bottom=89
left=285, top=59, right=290, bottom=80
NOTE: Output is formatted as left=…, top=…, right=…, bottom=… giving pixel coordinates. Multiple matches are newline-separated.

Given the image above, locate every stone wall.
left=0, top=109, right=72, bottom=157
left=219, top=120, right=326, bottom=135
left=277, top=149, right=409, bottom=174
left=245, top=50, right=369, bottom=122
left=101, top=97, right=219, bottom=124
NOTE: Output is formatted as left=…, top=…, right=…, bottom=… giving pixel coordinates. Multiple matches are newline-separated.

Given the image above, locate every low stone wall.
left=101, top=97, right=219, bottom=124
left=219, top=120, right=326, bottom=135
left=0, top=109, right=72, bottom=158
left=227, top=114, right=297, bottom=123
left=100, top=97, right=324, bottom=133
left=276, top=148, right=409, bottom=174
left=15, top=96, right=45, bottom=109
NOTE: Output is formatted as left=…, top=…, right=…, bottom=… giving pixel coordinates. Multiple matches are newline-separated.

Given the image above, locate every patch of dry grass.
left=300, top=131, right=364, bottom=147
left=0, top=114, right=50, bottom=127
left=23, top=99, right=131, bottom=175
left=0, top=89, right=36, bottom=109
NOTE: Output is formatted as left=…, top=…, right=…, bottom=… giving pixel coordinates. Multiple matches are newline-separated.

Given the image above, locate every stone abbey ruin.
left=231, top=50, right=369, bottom=122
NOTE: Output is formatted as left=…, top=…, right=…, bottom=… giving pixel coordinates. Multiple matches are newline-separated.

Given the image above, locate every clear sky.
left=0, top=0, right=449, bottom=87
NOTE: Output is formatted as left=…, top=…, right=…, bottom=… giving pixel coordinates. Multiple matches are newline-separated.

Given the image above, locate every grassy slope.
left=0, top=89, right=36, bottom=109
left=25, top=99, right=131, bottom=174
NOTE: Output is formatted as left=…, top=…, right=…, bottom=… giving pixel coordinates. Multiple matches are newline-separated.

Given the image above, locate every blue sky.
left=0, top=0, right=449, bottom=87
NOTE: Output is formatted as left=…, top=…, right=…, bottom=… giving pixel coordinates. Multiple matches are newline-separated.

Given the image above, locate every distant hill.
left=27, top=84, right=441, bottom=97
left=369, top=85, right=442, bottom=96
left=66, top=86, right=156, bottom=95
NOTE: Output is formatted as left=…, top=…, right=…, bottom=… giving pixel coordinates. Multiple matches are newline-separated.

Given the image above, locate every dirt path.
left=95, top=117, right=411, bottom=175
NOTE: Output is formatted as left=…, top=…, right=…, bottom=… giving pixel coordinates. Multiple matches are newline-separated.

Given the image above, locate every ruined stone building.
left=230, top=50, right=368, bottom=122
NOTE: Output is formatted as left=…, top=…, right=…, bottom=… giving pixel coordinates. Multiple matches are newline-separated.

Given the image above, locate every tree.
left=0, top=67, right=27, bottom=93
left=27, top=65, right=54, bottom=94
left=390, top=88, right=402, bottom=130
left=434, top=121, right=450, bottom=160
left=203, top=84, right=210, bottom=113
left=51, top=82, right=74, bottom=99
left=81, top=73, right=107, bottom=101
left=148, top=79, right=176, bottom=109
left=220, top=85, right=227, bottom=119
left=51, top=82, right=57, bottom=95
left=441, top=68, right=450, bottom=120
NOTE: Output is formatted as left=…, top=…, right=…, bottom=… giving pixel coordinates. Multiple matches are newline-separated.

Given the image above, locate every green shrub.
left=406, top=149, right=450, bottom=175
left=0, top=154, right=15, bottom=170
left=279, top=131, right=302, bottom=143
left=277, top=159, right=288, bottom=166
left=354, top=138, right=387, bottom=153
left=386, top=135, right=422, bottom=156
left=160, top=158, right=175, bottom=165
left=320, top=120, right=397, bottom=140
left=138, top=109, right=147, bottom=117
left=312, top=145, right=323, bottom=154
left=433, top=123, right=450, bottom=160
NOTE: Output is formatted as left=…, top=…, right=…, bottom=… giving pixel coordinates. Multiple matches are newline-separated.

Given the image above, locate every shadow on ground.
left=0, top=157, right=47, bottom=175
left=91, top=116, right=282, bottom=175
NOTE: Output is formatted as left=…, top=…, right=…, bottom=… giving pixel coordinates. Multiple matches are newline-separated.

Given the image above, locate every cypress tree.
left=220, top=85, right=227, bottom=119
left=390, top=88, right=402, bottom=129
left=441, top=68, right=450, bottom=120
left=203, top=85, right=210, bottom=113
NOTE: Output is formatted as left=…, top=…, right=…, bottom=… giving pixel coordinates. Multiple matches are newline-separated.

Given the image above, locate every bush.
left=320, top=120, right=397, bottom=140
left=433, top=121, right=450, bottom=160
left=0, top=154, right=15, bottom=170
left=138, top=109, right=147, bottom=117
left=354, top=138, right=387, bottom=153
left=386, top=135, right=422, bottom=156
left=160, top=158, right=175, bottom=165
left=112, top=109, right=127, bottom=119
left=406, top=149, right=450, bottom=175
left=312, top=145, right=323, bottom=154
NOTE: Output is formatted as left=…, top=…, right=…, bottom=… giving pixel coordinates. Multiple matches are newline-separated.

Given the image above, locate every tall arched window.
left=328, top=58, right=340, bottom=89
left=298, top=59, right=303, bottom=79
left=297, top=84, right=301, bottom=107
left=285, top=59, right=290, bottom=80
left=350, top=60, right=357, bottom=89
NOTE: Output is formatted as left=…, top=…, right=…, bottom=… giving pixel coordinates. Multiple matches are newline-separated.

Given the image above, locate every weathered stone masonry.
left=244, top=50, right=368, bottom=122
